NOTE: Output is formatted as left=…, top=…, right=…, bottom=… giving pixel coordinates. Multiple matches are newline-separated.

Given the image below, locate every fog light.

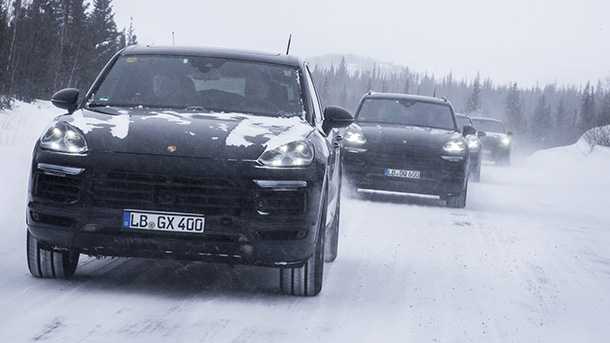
left=240, top=244, right=254, bottom=256
left=30, top=211, right=41, bottom=221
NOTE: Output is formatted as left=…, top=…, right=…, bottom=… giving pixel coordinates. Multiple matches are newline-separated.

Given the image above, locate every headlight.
left=466, top=136, right=480, bottom=150
left=344, top=127, right=367, bottom=145
left=443, top=139, right=467, bottom=154
left=501, top=136, right=511, bottom=146
left=40, top=122, right=88, bottom=154
left=258, top=141, right=314, bottom=167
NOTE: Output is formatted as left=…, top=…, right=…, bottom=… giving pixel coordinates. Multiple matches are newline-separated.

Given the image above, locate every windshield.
left=357, top=98, right=456, bottom=130
left=455, top=115, right=472, bottom=129
left=471, top=119, right=506, bottom=133
left=89, top=55, right=306, bottom=117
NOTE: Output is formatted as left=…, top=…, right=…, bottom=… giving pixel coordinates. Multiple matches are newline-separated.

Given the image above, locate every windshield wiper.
left=85, top=102, right=124, bottom=115
left=273, top=111, right=297, bottom=118
left=183, top=105, right=211, bottom=113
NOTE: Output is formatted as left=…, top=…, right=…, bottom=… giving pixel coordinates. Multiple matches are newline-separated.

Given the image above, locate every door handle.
left=335, top=135, right=344, bottom=142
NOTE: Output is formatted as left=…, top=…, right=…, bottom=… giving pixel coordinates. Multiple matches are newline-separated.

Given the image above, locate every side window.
left=305, top=66, right=323, bottom=128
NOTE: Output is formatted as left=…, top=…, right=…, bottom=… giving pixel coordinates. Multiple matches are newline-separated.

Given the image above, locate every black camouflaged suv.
left=343, top=92, right=475, bottom=208
left=26, top=46, right=353, bottom=296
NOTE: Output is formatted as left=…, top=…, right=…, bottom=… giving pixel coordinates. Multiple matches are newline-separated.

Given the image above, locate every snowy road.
left=1, top=102, right=609, bottom=342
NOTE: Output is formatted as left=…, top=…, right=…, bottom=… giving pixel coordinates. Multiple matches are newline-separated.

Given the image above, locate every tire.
left=279, top=192, right=327, bottom=296
left=471, top=161, right=481, bottom=183
left=324, top=193, right=340, bottom=263
left=447, top=182, right=468, bottom=209
left=497, top=154, right=511, bottom=166
left=27, top=231, right=79, bottom=279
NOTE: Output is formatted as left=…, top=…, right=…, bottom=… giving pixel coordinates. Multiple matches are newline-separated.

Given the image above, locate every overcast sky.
left=113, top=0, right=609, bottom=88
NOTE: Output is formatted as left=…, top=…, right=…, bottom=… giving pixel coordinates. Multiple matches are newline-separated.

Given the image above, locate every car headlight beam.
left=40, top=122, right=88, bottom=154
left=344, top=130, right=367, bottom=145
left=258, top=141, right=314, bottom=167
left=501, top=136, right=511, bottom=146
left=466, top=136, right=480, bottom=150
left=443, top=139, right=467, bottom=154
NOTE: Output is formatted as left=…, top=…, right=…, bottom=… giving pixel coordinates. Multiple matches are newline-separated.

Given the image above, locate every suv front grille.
left=90, top=171, right=246, bottom=216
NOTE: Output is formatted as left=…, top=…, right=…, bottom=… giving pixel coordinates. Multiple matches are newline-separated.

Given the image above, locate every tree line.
left=1, top=1, right=608, bottom=149
left=311, top=58, right=610, bottom=150
left=0, top=0, right=135, bottom=107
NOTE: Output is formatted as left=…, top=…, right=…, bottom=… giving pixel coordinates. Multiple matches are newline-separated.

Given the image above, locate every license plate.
left=123, top=210, right=205, bottom=234
left=384, top=168, right=422, bottom=179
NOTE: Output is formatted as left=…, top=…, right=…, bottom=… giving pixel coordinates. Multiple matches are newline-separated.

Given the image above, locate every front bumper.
left=27, top=150, right=325, bottom=267
left=481, top=138, right=511, bottom=161
left=343, top=148, right=467, bottom=198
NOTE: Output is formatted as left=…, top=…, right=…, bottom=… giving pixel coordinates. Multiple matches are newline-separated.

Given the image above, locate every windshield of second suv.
left=357, top=98, right=456, bottom=130
left=455, top=115, right=472, bottom=130
left=471, top=119, right=506, bottom=133
left=89, top=55, right=306, bottom=117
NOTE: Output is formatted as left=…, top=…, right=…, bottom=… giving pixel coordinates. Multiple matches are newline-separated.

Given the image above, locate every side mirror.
left=323, top=106, right=353, bottom=132
left=507, top=131, right=513, bottom=136
left=462, top=125, right=477, bottom=137
left=51, top=88, right=80, bottom=113
left=477, top=131, right=486, bottom=138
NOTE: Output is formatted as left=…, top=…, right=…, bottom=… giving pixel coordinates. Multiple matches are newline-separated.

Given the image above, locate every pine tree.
left=599, top=92, right=610, bottom=127
left=505, top=82, right=526, bottom=134
left=88, top=0, right=120, bottom=78
left=340, top=84, right=348, bottom=108
left=579, top=82, right=596, bottom=131
left=403, top=74, right=410, bottom=94
left=531, top=93, right=552, bottom=145
left=0, top=0, right=9, bottom=96
left=126, top=16, right=137, bottom=45
left=555, top=97, right=569, bottom=130
left=337, top=56, right=347, bottom=81
left=465, top=73, right=482, bottom=114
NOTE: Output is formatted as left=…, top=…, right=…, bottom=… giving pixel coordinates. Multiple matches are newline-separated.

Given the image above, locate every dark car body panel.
left=28, top=47, right=345, bottom=267
left=344, top=93, right=469, bottom=198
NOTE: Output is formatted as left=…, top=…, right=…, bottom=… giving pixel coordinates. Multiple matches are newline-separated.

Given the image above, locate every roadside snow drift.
left=1, top=102, right=609, bottom=343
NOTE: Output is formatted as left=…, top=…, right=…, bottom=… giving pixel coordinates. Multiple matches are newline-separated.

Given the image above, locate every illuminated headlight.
left=501, top=136, right=511, bottom=146
left=258, top=141, right=314, bottom=167
left=344, top=127, right=367, bottom=145
left=40, top=122, right=88, bottom=154
left=466, top=136, right=480, bottom=150
left=443, top=139, right=467, bottom=154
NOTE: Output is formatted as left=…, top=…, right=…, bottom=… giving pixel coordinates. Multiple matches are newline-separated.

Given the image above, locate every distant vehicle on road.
left=343, top=92, right=475, bottom=208
left=26, top=46, right=354, bottom=296
left=456, top=113, right=484, bottom=182
left=470, top=117, right=512, bottom=165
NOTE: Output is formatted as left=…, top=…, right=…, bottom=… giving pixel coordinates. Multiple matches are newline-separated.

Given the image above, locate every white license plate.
left=384, top=168, right=422, bottom=179
left=123, top=210, right=205, bottom=234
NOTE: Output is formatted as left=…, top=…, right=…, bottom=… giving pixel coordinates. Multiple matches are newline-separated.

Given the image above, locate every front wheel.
left=496, top=154, right=511, bottom=166
left=325, top=195, right=340, bottom=263
left=446, top=182, right=468, bottom=209
left=27, top=231, right=79, bottom=279
left=279, top=190, right=327, bottom=296
left=279, top=230, right=325, bottom=296
left=471, top=161, right=481, bottom=182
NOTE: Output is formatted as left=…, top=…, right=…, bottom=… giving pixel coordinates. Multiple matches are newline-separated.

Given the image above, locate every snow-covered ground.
left=1, top=102, right=609, bottom=342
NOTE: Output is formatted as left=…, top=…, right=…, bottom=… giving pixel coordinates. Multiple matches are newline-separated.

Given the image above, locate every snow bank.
left=527, top=135, right=610, bottom=187
left=0, top=101, right=62, bottom=245
left=0, top=100, right=62, bottom=146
